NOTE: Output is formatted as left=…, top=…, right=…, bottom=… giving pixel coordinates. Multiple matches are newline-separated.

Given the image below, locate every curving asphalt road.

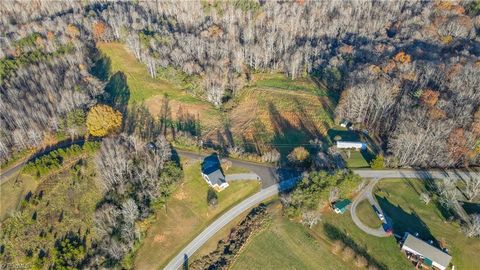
left=0, top=138, right=99, bottom=184
left=350, top=178, right=388, bottom=237
left=163, top=177, right=300, bottom=270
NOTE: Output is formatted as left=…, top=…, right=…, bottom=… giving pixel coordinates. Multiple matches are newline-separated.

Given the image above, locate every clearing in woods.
left=98, top=43, right=335, bottom=157
left=97, top=42, right=222, bottom=133
left=228, top=73, right=334, bottom=157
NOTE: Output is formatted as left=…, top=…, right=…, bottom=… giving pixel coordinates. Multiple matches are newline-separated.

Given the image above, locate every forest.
left=1, top=0, right=479, bottom=168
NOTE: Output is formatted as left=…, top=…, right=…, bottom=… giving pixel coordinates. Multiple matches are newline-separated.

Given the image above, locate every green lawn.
left=231, top=204, right=351, bottom=270
left=356, top=199, right=383, bottom=228
left=343, top=150, right=370, bottom=168
left=375, top=179, right=480, bottom=269
left=253, top=73, right=327, bottom=95
left=315, top=211, right=412, bottom=270
left=133, top=159, right=260, bottom=270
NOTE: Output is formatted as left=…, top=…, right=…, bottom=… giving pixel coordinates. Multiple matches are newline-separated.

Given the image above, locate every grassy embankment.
left=133, top=158, right=260, bottom=270
left=375, top=179, right=480, bottom=269
left=229, top=202, right=353, bottom=270
left=197, top=196, right=408, bottom=270
left=229, top=200, right=411, bottom=270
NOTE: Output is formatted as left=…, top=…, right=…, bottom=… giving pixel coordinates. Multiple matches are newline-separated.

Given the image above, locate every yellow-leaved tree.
left=86, top=104, right=122, bottom=137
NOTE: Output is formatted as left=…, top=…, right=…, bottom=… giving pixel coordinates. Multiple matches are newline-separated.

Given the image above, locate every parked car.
left=372, top=205, right=386, bottom=223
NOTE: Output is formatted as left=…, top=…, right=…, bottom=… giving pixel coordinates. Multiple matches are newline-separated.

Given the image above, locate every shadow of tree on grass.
left=376, top=195, right=437, bottom=246
left=323, top=223, right=388, bottom=270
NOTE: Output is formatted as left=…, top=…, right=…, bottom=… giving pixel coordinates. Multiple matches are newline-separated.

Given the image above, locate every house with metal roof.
left=333, top=199, right=351, bottom=214
left=201, top=154, right=229, bottom=191
left=401, top=233, right=452, bottom=270
left=336, top=141, right=367, bottom=150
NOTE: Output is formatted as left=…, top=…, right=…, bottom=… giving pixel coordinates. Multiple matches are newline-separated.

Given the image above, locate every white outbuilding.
left=336, top=141, right=366, bottom=150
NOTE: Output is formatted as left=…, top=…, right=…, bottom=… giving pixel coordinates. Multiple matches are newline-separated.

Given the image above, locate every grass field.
left=375, top=179, right=480, bottom=269
left=231, top=203, right=351, bottom=270
left=356, top=199, right=383, bottom=228
left=252, top=73, right=327, bottom=95
left=133, top=159, right=260, bottom=270
left=315, top=210, right=412, bottom=269
left=0, top=175, right=38, bottom=221
left=229, top=86, right=334, bottom=157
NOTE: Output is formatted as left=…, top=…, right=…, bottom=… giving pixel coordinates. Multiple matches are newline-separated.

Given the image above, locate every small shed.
left=340, top=120, right=352, bottom=129
left=333, top=199, right=351, bottom=214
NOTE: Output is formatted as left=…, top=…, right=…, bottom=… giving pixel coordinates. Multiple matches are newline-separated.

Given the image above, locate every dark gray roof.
left=202, top=154, right=225, bottom=186
left=205, top=168, right=226, bottom=186
left=402, top=233, right=451, bottom=267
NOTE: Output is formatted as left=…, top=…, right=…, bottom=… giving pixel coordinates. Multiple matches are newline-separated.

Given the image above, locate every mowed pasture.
left=133, top=159, right=260, bottom=270
left=315, top=209, right=412, bottom=270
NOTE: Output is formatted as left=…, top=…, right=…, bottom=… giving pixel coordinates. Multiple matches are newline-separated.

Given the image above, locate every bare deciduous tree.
left=301, top=211, right=322, bottom=229
left=464, top=177, right=480, bottom=202
left=463, top=214, right=480, bottom=238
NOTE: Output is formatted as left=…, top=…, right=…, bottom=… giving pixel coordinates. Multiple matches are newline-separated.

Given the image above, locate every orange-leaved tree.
left=92, top=21, right=106, bottom=40
left=86, top=104, right=122, bottom=137
left=420, top=89, right=440, bottom=107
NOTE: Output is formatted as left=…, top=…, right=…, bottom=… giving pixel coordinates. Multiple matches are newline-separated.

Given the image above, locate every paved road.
left=353, top=168, right=479, bottom=181
left=0, top=138, right=98, bottom=184
left=175, top=149, right=301, bottom=188
left=225, top=173, right=261, bottom=181
left=164, top=177, right=300, bottom=270
left=350, top=178, right=388, bottom=237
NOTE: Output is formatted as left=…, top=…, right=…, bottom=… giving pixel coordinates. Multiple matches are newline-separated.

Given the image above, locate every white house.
left=201, top=155, right=229, bottom=191
left=401, top=233, right=452, bottom=270
left=336, top=141, right=366, bottom=150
